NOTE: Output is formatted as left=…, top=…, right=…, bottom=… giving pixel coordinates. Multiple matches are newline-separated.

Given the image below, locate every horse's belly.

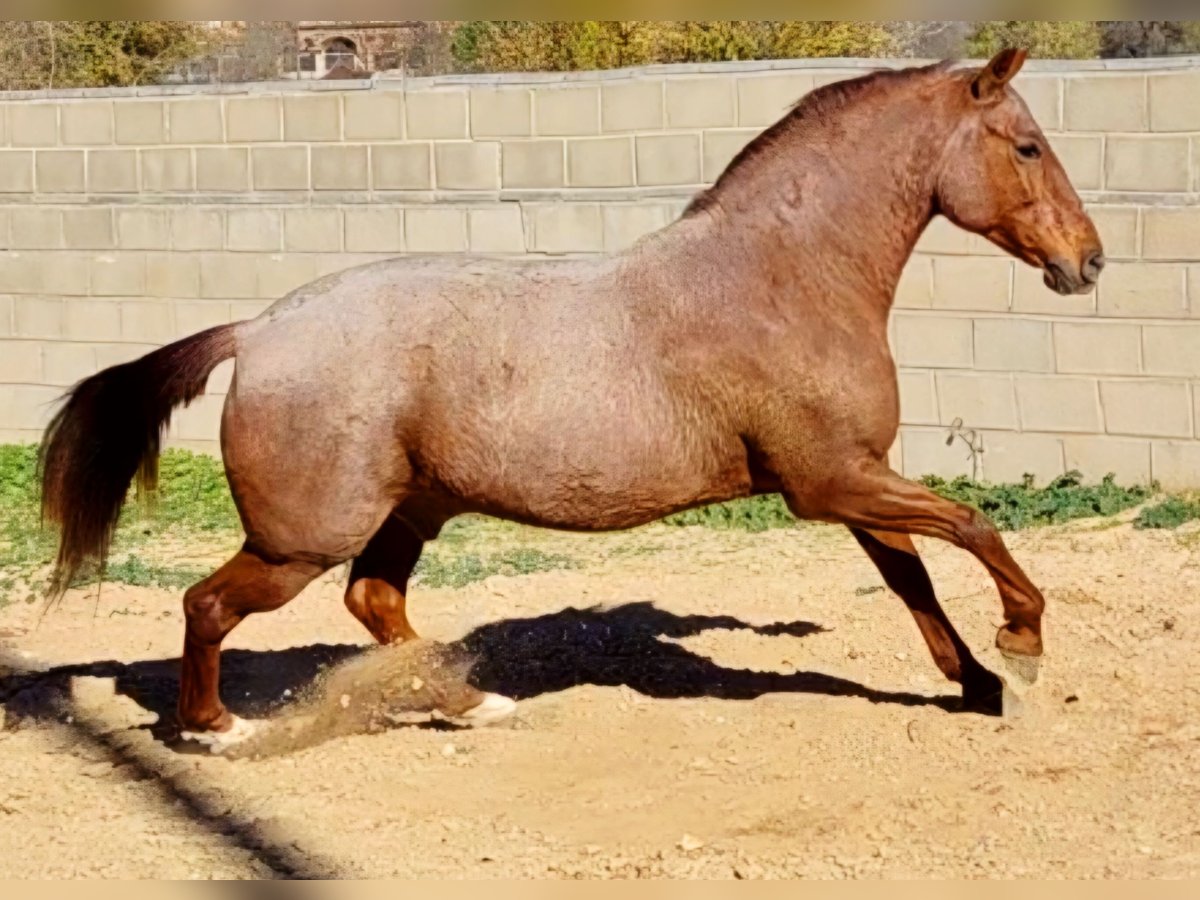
left=445, top=430, right=752, bottom=531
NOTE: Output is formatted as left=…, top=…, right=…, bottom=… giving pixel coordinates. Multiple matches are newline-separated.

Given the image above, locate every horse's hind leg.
left=178, top=547, right=324, bottom=750
left=344, top=514, right=517, bottom=727
left=344, top=515, right=425, bottom=644
left=850, top=527, right=1003, bottom=712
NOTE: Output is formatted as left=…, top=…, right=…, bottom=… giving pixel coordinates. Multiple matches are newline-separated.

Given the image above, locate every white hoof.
left=179, top=715, right=259, bottom=754
left=434, top=692, right=517, bottom=728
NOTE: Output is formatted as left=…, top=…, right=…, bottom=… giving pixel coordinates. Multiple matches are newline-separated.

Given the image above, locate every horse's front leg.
left=784, top=462, right=1046, bottom=701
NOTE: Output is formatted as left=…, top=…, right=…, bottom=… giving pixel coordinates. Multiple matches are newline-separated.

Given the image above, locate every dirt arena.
left=1, top=515, right=1198, bottom=878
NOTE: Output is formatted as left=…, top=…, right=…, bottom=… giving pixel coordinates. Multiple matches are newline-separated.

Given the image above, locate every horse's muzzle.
left=1045, top=250, right=1104, bottom=295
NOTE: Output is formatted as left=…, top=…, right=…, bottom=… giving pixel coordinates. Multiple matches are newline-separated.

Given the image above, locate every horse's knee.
left=182, top=582, right=235, bottom=644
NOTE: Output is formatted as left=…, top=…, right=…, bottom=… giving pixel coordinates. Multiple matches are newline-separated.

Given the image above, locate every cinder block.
left=0, top=151, right=35, bottom=192
left=1098, top=263, right=1187, bottom=318
left=60, top=102, right=113, bottom=146
left=8, top=208, right=62, bottom=249
left=1012, top=75, right=1061, bottom=130
left=1015, top=375, right=1102, bottom=433
left=13, top=296, right=64, bottom=337
left=1065, top=75, right=1146, bottom=132
left=1101, top=379, right=1192, bottom=438
left=226, top=96, right=281, bottom=142
left=434, top=142, right=500, bottom=190
left=344, top=93, right=405, bottom=141
left=529, top=204, right=603, bottom=254
left=371, top=144, right=432, bottom=189
left=0, top=295, right=11, bottom=336
left=34, top=150, right=84, bottom=194
left=120, top=301, right=175, bottom=343
left=894, top=256, right=933, bottom=309
left=62, top=208, right=114, bottom=249
left=974, top=318, right=1053, bottom=372
left=116, top=208, right=170, bottom=250
left=1063, top=436, right=1152, bottom=484
left=7, top=104, right=57, bottom=147
left=62, top=299, right=122, bottom=341
left=979, top=432, right=1065, bottom=485
left=0, top=384, right=61, bottom=429
left=468, top=206, right=525, bottom=253
left=231, top=300, right=270, bottom=320
left=195, top=147, right=249, bottom=192
left=601, top=81, right=664, bottom=132
left=897, top=369, right=938, bottom=425
left=174, top=300, right=232, bottom=337
left=403, top=207, right=465, bottom=252
left=207, top=358, right=234, bottom=393
left=42, top=252, right=89, bottom=296
left=602, top=204, right=669, bottom=251
left=168, top=98, right=223, bottom=144
left=666, top=78, right=735, bottom=128
left=405, top=90, right=468, bottom=139
left=172, top=393, right=224, bottom=441
left=892, top=313, right=972, bottom=368
left=42, top=342, right=97, bottom=386
left=935, top=372, right=1017, bottom=430
left=900, top=428, right=975, bottom=479
left=1054, top=322, right=1140, bottom=375
left=90, top=253, right=146, bottom=296
left=93, top=342, right=158, bottom=369
left=199, top=252, right=258, bottom=299
left=256, top=255, right=318, bottom=299
left=1152, top=441, right=1200, bottom=489
left=932, top=257, right=1011, bottom=311
left=501, top=140, right=564, bottom=189
left=282, top=95, right=341, bottom=142
left=226, top=208, right=282, bottom=252
left=1148, top=72, right=1200, bottom=132
left=736, top=73, right=814, bottom=126
left=1142, top=208, right=1200, bottom=260
left=635, top=134, right=701, bottom=186
left=171, top=208, right=224, bottom=251
left=1105, top=137, right=1189, bottom=192
left=115, top=101, right=165, bottom=145
left=0, top=340, right=42, bottom=382
left=251, top=146, right=308, bottom=191
left=534, top=87, right=599, bottom=135
left=1047, top=135, right=1101, bottom=191
left=284, top=208, right=343, bottom=252
left=146, top=253, right=200, bottom=297
left=1142, top=324, right=1200, bottom=377
left=916, top=217, right=974, bottom=255
left=344, top=208, right=402, bottom=253
left=470, top=88, right=532, bottom=137
left=1088, top=206, right=1137, bottom=260
left=88, top=149, right=138, bottom=193
left=702, top=129, right=759, bottom=182
left=140, top=148, right=193, bottom=192
left=311, top=145, right=369, bottom=190
left=567, top=137, right=634, bottom=187
left=1011, top=261, right=1095, bottom=315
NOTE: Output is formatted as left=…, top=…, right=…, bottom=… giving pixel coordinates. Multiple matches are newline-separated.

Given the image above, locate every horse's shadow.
left=0, top=600, right=961, bottom=729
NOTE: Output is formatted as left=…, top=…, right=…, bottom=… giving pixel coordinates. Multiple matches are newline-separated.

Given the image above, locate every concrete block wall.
left=1, top=56, right=1200, bottom=488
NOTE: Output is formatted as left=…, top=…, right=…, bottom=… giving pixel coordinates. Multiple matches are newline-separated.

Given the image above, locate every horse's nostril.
left=1083, top=251, right=1106, bottom=281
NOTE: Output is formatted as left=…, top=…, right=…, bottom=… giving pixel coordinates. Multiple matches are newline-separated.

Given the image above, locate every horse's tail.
left=39, top=322, right=240, bottom=598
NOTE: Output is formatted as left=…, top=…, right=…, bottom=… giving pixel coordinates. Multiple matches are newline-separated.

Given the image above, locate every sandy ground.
left=1, top=515, right=1199, bottom=879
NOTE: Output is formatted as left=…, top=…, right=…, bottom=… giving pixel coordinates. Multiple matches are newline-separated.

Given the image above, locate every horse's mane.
left=684, top=59, right=960, bottom=217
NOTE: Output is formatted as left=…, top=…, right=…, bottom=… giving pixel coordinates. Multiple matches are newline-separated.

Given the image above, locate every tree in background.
left=966, top=21, right=1104, bottom=59
left=1100, top=20, right=1200, bottom=57
left=0, top=21, right=210, bottom=90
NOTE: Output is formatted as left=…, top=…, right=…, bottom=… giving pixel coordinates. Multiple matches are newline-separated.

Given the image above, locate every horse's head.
left=935, top=48, right=1104, bottom=295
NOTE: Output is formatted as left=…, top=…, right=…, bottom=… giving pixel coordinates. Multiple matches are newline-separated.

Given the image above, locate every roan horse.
left=40, top=49, right=1104, bottom=751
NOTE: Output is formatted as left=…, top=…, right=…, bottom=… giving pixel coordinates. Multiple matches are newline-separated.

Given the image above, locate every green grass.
left=1, top=441, right=1196, bottom=598
left=412, top=547, right=578, bottom=589
left=1134, top=495, right=1200, bottom=530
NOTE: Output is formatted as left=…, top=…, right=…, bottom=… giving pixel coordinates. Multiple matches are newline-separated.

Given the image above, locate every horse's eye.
left=1016, top=142, right=1042, bottom=160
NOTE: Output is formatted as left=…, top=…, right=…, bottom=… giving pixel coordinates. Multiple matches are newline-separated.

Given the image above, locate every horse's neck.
left=678, top=95, right=950, bottom=316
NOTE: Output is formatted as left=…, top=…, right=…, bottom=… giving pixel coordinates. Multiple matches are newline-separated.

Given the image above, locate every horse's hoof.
left=434, top=692, right=517, bottom=728
left=179, top=714, right=259, bottom=754
left=999, top=648, right=1040, bottom=689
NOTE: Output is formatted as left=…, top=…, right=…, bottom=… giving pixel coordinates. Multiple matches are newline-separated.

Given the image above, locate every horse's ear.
left=972, top=48, right=1027, bottom=101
